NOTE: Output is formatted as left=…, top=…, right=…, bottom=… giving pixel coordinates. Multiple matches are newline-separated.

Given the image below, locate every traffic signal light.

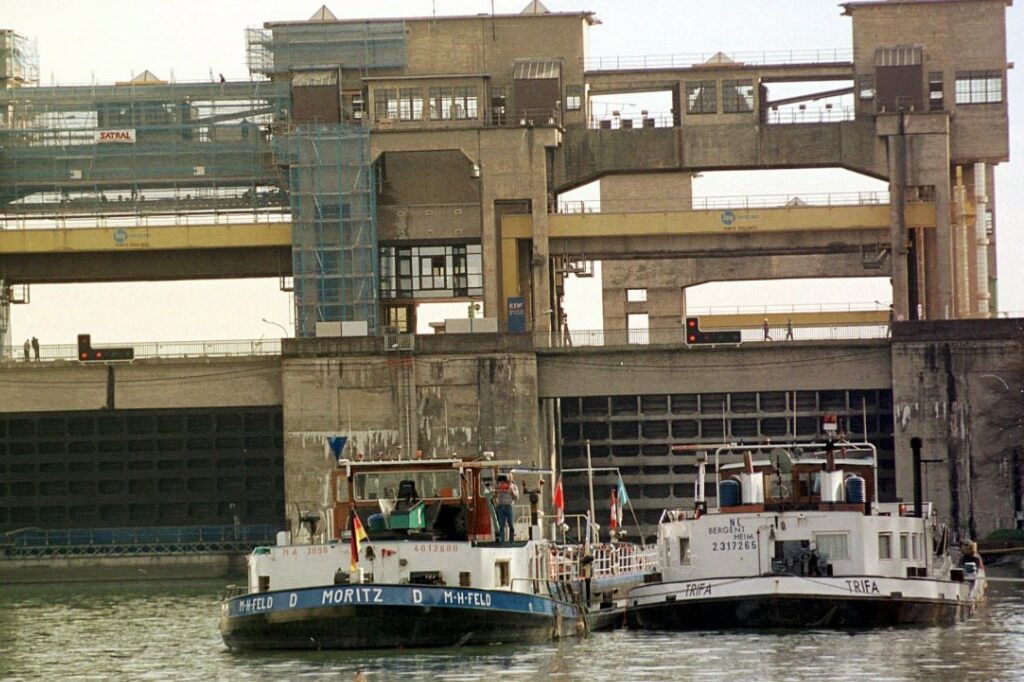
left=77, top=334, right=135, bottom=362
left=685, top=317, right=741, bottom=345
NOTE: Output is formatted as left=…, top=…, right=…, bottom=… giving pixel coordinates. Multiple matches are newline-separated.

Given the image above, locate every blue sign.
left=720, top=210, right=736, bottom=227
left=113, top=228, right=128, bottom=245
left=227, top=583, right=576, bottom=619
left=324, top=436, right=348, bottom=462
left=507, top=297, right=526, bottom=333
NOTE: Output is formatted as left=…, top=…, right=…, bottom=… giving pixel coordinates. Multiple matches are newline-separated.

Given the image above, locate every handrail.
left=556, top=191, right=895, bottom=213
left=2, top=338, right=281, bottom=362
left=585, top=48, right=853, bottom=72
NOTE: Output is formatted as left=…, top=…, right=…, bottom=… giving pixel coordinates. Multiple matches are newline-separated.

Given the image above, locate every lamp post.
left=262, top=318, right=289, bottom=337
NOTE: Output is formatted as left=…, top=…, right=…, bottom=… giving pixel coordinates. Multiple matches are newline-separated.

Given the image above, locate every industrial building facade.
left=0, top=1, right=1017, bottom=542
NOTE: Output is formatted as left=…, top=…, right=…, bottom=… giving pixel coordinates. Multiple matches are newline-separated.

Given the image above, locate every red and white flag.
left=553, top=476, right=565, bottom=525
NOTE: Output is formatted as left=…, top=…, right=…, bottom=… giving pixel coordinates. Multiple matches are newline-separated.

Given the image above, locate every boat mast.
left=586, top=439, right=596, bottom=545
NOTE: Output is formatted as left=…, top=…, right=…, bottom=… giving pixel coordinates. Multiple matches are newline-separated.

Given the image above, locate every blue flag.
left=616, top=477, right=630, bottom=509
left=324, top=436, right=348, bottom=462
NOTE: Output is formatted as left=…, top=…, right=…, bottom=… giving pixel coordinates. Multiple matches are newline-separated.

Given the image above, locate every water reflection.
left=0, top=581, right=1020, bottom=680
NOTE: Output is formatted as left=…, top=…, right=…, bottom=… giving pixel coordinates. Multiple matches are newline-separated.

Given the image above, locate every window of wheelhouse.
left=495, top=560, right=511, bottom=587
left=353, top=470, right=461, bottom=501
left=878, top=532, right=893, bottom=560
left=336, top=476, right=351, bottom=502
left=813, top=533, right=849, bottom=561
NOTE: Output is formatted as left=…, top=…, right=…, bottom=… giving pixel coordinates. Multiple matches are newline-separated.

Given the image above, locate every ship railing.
left=540, top=541, right=657, bottom=582
left=222, top=585, right=248, bottom=599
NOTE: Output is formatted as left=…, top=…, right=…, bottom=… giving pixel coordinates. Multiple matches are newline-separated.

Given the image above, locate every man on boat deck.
left=495, top=473, right=519, bottom=544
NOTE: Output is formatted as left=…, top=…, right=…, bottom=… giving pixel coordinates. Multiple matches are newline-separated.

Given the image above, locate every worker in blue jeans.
left=494, top=473, right=519, bottom=544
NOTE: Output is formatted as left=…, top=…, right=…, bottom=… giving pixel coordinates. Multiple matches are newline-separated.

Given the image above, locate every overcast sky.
left=2, top=0, right=1020, bottom=345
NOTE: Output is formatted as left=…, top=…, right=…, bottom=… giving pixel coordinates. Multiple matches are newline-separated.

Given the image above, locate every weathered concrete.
left=537, top=340, right=892, bottom=399
left=0, top=357, right=281, bottom=412
left=281, top=335, right=543, bottom=515
left=0, top=553, right=245, bottom=584
left=892, top=319, right=1024, bottom=539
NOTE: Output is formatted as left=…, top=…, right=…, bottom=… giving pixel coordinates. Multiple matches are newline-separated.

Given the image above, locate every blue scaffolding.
left=278, top=125, right=379, bottom=337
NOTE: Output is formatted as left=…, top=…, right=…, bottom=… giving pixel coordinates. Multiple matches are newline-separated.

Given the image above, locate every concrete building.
left=0, top=1, right=1018, bottom=544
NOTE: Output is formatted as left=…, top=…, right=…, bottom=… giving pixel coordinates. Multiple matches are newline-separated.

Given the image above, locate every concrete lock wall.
left=281, top=337, right=543, bottom=514
left=0, top=357, right=282, bottom=412
left=892, top=319, right=1024, bottom=539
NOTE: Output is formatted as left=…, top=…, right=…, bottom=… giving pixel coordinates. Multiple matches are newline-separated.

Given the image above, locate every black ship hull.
left=627, top=593, right=971, bottom=630
left=220, top=583, right=582, bottom=650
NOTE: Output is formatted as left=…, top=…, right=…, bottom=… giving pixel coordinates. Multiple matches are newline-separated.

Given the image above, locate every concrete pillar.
left=887, top=122, right=910, bottom=322
left=973, top=162, right=990, bottom=317
left=0, top=280, right=9, bottom=359
left=932, top=167, right=954, bottom=320
left=529, top=132, right=552, bottom=337
left=480, top=180, right=500, bottom=316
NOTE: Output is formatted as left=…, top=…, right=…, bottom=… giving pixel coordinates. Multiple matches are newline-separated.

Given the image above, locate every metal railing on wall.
left=555, top=191, right=892, bottom=214
left=0, top=318, right=899, bottom=363
left=1, top=338, right=281, bottom=363
left=1, top=524, right=279, bottom=559
left=534, top=322, right=890, bottom=350
left=584, top=48, right=853, bottom=71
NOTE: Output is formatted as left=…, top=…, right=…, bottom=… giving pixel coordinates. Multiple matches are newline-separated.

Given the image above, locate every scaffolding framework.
left=0, top=30, right=38, bottom=87
left=246, top=21, right=406, bottom=76
left=278, top=125, right=379, bottom=337
left=0, top=80, right=291, bottom=225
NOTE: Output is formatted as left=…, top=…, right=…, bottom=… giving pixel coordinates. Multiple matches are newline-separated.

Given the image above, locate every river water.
left=1, top=580, right=1022, bottom=681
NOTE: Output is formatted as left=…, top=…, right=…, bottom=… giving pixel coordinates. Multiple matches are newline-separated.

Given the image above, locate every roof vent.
left=520, top=0, right=551, bottom=14
left=125, top=70, right=166, bottom=85
left=704, top=52, right=737, bottom=65
left=309, top=5, right=338, bottom=21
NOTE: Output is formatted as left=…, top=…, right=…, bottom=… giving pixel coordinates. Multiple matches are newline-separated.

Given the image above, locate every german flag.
left=350, top=512, right=369, bottom=571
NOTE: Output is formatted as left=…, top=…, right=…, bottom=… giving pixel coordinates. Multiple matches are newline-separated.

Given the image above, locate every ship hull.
left=627, top=575, right=980, bottom=630
left=221, top=583, right=581, bottom=650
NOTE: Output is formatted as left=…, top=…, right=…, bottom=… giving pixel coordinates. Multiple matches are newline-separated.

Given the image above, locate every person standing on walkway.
left=31, top=336, right=39, bottom=360
left=785, top=319, right=794, bottom=341
left=762, top=318, right=772, bottom=342
left=494, top=473, right=519, bottom=544
left=22, top=338, right=30, bottom=361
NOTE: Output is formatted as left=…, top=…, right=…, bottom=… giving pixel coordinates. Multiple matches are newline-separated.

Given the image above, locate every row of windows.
left=685, top=79, right=754, bottom=115
left=563, top=391, right=891, bottom=417
left=0, top=412, right=280, bottom=438
left=380, top=244, right=483, bottom=300
left=857, top=70, right=1002, bottom=107
left=954, top=70, right=1002, bottom=104
left=1, top=476, right=277, bottom=497
left=374, top=86, right=481, bottom=122
left=562, top=415, right=892, bottom=442
left=878, top=531, right=925, bottom=561
left=373, top=83, right=585, bottom=125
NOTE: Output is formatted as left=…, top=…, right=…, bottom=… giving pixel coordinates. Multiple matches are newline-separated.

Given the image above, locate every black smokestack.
left=910, top=437, right=923, bottom=518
